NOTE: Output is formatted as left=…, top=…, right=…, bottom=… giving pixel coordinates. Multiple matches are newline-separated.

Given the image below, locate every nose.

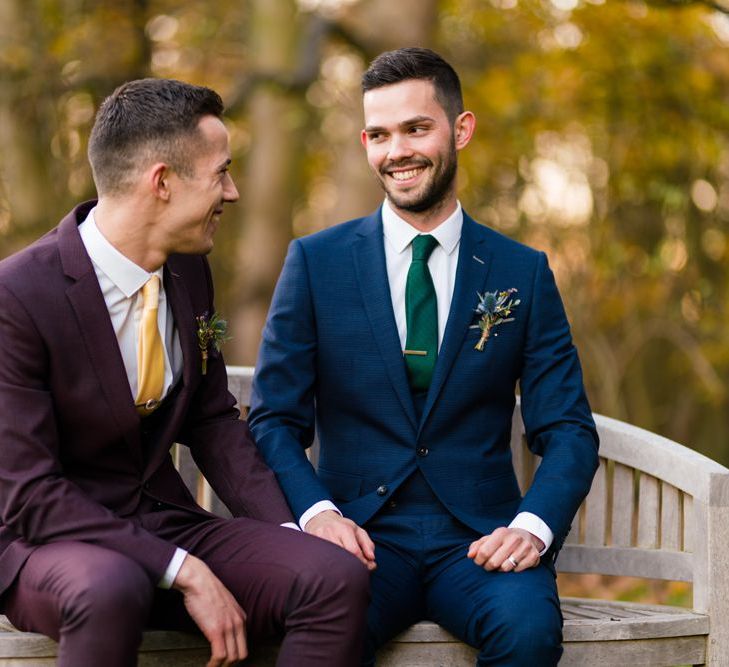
left=223, top=173, right=239, bottom=203
left=387, top=133, right=414, bottom=163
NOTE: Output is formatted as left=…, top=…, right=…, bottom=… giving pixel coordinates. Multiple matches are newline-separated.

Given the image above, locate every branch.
left=645, top=0, right=729, bottom=13
left=226, top=13, right=335, bottom=114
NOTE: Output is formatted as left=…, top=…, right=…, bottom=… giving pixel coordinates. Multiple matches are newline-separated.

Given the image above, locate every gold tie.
left=135, top=275, right=165, bottom=414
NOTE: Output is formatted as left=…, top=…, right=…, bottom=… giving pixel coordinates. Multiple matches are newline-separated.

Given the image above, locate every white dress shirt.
left=303, top=200, right=554, bottom=554
left=79, top=209, right=187, bottom=588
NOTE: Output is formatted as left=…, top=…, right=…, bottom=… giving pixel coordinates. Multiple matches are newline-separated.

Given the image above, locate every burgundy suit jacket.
left=0, top=201, right=294, bottom=597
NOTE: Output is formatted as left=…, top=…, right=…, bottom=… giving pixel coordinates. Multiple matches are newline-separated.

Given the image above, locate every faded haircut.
left=88, top=78, right=224, bottom=195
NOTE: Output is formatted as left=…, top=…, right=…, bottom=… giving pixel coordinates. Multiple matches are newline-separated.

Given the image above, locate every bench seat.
left=0, top=597, right=709, bottom=666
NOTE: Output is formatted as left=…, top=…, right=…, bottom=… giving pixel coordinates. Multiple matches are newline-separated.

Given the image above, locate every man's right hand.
left=173, top=554, right=247, bottom=667
left=304, top=510, right=376, bottom=570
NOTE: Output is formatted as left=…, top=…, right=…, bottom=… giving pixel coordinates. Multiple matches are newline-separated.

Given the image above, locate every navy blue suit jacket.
left=249, top=209, right=599, bottom=554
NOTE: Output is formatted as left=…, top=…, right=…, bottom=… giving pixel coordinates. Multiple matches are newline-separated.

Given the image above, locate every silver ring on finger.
left=507, top=555, right=519, bottom=568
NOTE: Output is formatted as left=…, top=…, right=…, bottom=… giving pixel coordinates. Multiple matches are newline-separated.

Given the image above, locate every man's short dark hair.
left=88, top=78, right=224, bottom=195
left=361, top=48, right=464, bottom=123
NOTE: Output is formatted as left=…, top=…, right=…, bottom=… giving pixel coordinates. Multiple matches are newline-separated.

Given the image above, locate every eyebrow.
left=364, top=115, right=435, bottom=134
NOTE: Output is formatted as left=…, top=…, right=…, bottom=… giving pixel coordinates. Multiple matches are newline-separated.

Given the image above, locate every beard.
left=379, top=137, right=458, bottom=214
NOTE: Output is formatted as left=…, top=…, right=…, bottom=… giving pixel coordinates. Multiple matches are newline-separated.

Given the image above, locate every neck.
left=95, top=197, right=167, bottom=272
left=389, top=195, right=458, bottom=233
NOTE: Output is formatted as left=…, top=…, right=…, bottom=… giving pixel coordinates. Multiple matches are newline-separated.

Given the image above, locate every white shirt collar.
left=79, top=207, right=163, bottom=297
left=381, top=198, right=462, bottom=256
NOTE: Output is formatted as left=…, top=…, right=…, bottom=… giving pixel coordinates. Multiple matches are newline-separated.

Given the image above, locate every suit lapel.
left=419, top=214, right=492, bottom=430
left=59, top=211, right=143, bottom=462
left=164, top=258, right=197, bottom=392
left=352, top=212, right=418, bottom=431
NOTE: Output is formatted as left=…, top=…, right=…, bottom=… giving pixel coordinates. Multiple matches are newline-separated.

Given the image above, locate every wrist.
left=171, top=553, right=202, bottom=592
left=304, top=509, right=340, bottom=532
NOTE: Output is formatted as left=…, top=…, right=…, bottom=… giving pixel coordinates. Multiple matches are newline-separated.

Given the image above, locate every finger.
left=337, top=526, right=371, bottom=566
left=512, top=544, right=540, bottom=571
left=467, top=537, right=486, bottom=560
left=487, top=534, right=522, bottom=571
left=234, top=613, right=248, bottom=661
left=355, top=527, right=377, bottom=562
left=474, top=533, right=511, bottom=570
left=206, top=634, right=226, bottom=667
left=224, top=612, right=246, bottom=663
left=499, top=536, right=539, bottom=572
left=471, top=535, right=504, bottom=568
left=222, top=620, right=238, bottom=666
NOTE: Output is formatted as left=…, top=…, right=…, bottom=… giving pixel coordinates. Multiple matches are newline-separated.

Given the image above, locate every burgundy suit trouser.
left=2, top=510, right=369, bottom=667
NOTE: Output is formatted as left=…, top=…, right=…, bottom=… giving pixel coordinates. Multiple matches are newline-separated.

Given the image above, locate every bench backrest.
left=208, top=366, right=729, bottom=613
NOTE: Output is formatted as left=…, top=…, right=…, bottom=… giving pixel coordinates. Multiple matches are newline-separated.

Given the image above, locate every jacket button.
left=376, top=485, right=388, bottom=496
left=417, top=446, right=429, bottom=457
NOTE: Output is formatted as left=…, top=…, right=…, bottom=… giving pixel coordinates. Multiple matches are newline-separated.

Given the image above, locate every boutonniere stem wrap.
left=196, top=312, right=230, bottom=375
left=474, top=288, right=520, bottom=351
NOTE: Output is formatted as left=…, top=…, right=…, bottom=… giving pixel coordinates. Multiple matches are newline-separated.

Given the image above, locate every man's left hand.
left=467, top=527, right=544, bottom=573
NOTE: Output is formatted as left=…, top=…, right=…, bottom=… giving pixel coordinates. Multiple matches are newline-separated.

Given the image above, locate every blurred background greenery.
left=2, top=0, right=728, bottom=470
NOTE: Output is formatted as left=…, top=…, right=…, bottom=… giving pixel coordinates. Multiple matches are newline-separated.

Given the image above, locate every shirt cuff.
left=299, top=500, right=341, bottom=531
left=281, top=522, right=301, bottom=531
left=509, top=512, right=553, bottom=556
left=158, top=547, right=188, bottom=589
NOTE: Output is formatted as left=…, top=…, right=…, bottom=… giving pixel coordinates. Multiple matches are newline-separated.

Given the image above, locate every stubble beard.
left=380, top=140, right=458, bottom=216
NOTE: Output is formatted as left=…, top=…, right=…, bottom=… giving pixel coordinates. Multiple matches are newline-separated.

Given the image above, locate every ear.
left=453, top=111, right=476, bottom=151
left=360, top=129, right=368, bottom=148
left=149, top=162, right=172, bottom=201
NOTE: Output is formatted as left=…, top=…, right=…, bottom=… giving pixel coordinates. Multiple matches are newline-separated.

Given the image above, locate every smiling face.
left=361, top=79, right=475, bottom=228
left=164, top=115, right=239, bottom=255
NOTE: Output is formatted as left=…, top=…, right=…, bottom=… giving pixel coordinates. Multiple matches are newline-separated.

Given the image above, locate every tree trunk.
left=230, top=0, right=310, bottom=364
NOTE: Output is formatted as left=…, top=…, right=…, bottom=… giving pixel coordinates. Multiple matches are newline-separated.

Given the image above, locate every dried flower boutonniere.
left=473, top=288, right=520, bottom=351
left=196, top=312, right=230, bottom=375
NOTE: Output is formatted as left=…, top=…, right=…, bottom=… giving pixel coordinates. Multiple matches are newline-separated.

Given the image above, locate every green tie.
left=404, top=234, right=439, bottom=393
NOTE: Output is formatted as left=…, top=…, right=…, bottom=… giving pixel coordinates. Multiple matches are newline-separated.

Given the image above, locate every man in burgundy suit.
left=0, top=78, right=368, bottom=667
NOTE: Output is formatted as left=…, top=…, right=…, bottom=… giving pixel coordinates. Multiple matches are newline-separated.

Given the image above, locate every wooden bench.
left=3, top=364, right=729, bottom=665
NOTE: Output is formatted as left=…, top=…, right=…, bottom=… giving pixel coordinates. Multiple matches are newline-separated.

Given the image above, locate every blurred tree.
left=1, top=0, right=728, bottom=463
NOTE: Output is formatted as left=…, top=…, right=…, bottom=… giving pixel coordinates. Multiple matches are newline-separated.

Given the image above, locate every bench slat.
left=637, top=474, right=660, bottom=548
left=559, top=637, right=706, bottom=666
left=661, top=483, right=681, bottom=550
left=557, top=544, right=694, bottom=581
left=584, top=458, right=607, bottom=546
left=611, top=463, right=634, bottom=547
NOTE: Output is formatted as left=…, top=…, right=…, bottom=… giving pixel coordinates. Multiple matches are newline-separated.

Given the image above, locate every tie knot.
left=141, top=275, right=160, bottom=310
left=411, top=235, right=438, bottom=262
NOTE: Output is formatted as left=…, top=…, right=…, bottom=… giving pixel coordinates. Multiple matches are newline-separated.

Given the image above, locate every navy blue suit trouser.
left=364, top=501, right=563, bottom=667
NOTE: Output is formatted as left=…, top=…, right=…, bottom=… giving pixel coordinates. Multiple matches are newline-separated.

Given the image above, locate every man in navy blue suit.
left=249, top=47, right=599, bottom=666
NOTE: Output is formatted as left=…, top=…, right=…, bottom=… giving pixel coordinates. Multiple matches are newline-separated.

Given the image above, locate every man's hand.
left=467, top=527, right=544, bottom=573
left=173, top=554, right=247, bottom=667
left=304, top=510, right=376, bottom=571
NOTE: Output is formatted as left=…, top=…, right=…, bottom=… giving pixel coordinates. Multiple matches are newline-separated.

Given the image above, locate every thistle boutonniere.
left=196, top=312, right=230, bottom=375
left=472, top=288, right=520, bottom=351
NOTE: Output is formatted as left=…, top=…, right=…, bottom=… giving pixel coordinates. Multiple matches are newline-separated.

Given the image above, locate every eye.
left=409, top=125, right=427, bottom=135
left=367, top=131, right=386, bottom=143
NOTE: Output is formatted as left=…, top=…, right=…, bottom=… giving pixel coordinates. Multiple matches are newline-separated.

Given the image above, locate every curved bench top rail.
left=591, top=413, right=729, bottom=505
